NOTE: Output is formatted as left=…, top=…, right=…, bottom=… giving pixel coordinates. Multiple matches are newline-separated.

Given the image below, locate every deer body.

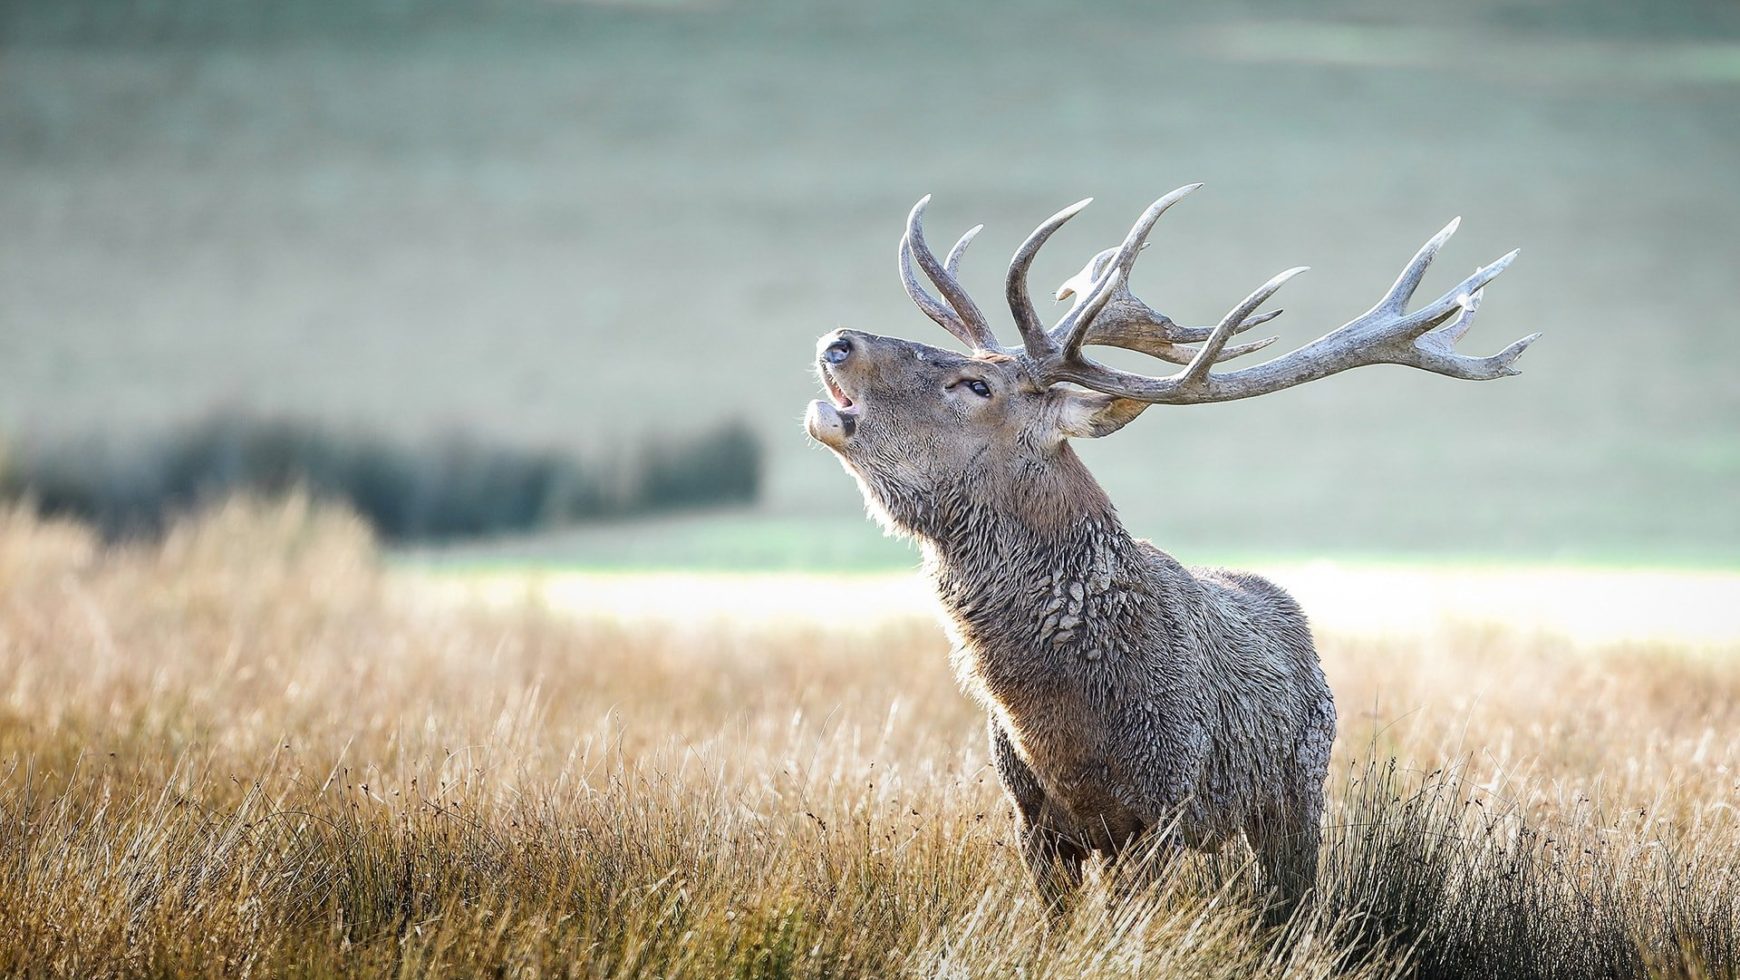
left=934, top=514, right=1333, bottom=852
left=806, top=185, right=1533, bottom=917
left=874, top=434, right=1332, bottom=910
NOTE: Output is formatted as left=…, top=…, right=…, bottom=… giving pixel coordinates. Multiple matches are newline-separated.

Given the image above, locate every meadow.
left=3, top=498, right=1736, bottom=978
left=5, top=2, right=1738, bottom=975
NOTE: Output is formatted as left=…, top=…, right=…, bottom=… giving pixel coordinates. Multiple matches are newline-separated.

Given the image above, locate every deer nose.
left=823, top=337, right=852, bottom=365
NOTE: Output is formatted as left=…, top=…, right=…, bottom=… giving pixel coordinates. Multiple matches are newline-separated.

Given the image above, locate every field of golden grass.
left=2, top=499, right=1737, bottom=978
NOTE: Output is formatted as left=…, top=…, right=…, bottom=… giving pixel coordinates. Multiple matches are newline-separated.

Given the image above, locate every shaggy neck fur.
left=863, top=445, right=1179, bottom=684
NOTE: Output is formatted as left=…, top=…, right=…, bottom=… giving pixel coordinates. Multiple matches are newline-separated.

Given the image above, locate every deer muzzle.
left=808, top=333, right=863, bottom=450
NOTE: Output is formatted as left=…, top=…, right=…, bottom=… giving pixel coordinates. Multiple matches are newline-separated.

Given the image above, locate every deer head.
left=806, top=184, right=1538, bottom=541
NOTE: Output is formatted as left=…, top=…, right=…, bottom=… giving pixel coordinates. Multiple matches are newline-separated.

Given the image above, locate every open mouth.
left=820, top=365, right=857, bottom=412
left=808, top=364, right=862, bottom=448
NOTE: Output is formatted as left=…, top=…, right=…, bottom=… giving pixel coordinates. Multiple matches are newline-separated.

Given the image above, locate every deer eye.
left=963, top=380, right=991, bottom=399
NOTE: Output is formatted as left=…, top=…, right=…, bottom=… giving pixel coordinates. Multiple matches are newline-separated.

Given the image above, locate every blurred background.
left=3, top=0, right=1737, bottom=571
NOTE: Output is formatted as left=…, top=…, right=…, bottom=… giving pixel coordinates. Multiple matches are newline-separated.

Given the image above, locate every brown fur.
left=807, top=328, right=1336, bottom=921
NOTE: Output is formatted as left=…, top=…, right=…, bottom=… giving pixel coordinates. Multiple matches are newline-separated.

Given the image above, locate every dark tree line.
left=0, top=412, right=763, bottom=542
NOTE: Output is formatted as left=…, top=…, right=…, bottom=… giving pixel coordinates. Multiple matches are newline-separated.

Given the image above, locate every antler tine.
left=1415, top=286, right=1542, bottom=379
left=1178, top=267, right=1308, bottom=386
left=1431, top=283, right=1483, bottom=345
left=1205, top=332, right=1283, bottom=362
left=1375, top=216, right=1460, bottom=316
left=1051, top=184, right=1202, bottom=358
left=900, top=234, right=976, bottom=348
left=1006, top=198, right=1093, bottom=358
left=1147, top=307, right=1283, bottom=345
left=1396, top=248, right=1520, bottom=335
left=902, top=196, right=999, bottom=351
left=945, top=224, right=983, bottom=278
left=1098, top=329, right=1282, bottom=366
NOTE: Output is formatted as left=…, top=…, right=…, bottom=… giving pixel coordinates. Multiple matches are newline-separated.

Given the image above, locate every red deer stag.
left=804, top=183, right=1535, bottom=919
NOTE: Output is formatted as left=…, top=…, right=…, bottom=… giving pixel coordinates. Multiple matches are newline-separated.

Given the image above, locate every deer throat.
left=925, top=509, right=1147, bottom=698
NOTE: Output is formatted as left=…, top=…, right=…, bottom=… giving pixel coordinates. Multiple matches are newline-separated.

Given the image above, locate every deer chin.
left=806, top=398, right=859, bottom=451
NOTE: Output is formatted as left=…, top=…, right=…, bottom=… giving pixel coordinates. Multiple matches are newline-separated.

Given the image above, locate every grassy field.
left=3, top=497, right=1737, bottom=978
left=4, top=0, right=1740, bottom=564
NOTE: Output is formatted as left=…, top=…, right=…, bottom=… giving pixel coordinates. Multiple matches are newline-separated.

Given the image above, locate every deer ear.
left=1051, top=390, right=1150, bottom=440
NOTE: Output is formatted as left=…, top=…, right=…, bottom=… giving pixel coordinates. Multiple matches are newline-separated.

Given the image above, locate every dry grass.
left=1, top=499, right=1736, bottom=978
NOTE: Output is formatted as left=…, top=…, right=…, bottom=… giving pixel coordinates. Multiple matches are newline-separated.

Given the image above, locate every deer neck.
left=919, top=448, right=1143, bottom=655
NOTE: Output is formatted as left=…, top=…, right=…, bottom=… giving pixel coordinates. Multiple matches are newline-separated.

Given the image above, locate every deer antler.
left=899, top=185, right=1538, bottom=404
left=1002, top=184, right=1284, bottom=371
left=899, top=196, right=1001, bottom=352
left=1055, top=247, right=1283, bottom=366
left=1037, top=205, right=1538, bottom=404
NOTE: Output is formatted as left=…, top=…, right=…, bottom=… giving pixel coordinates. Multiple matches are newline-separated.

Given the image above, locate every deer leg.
left=1248, top=795, right=1322, bottom=926
left=1023, top=809, right=1089, bottom=916
left=988, top=718, right=1086, bottom=915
